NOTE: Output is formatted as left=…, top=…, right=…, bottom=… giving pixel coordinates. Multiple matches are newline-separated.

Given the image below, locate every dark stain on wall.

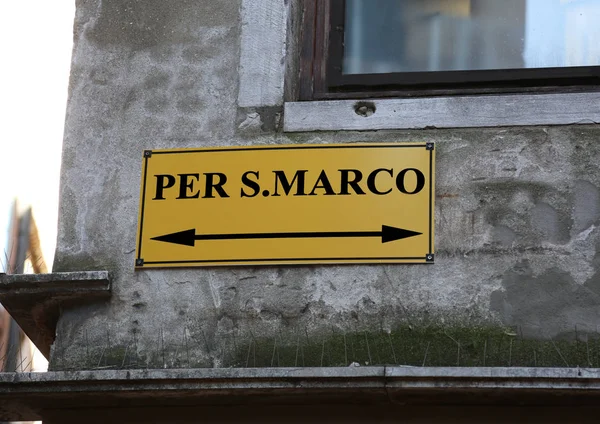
left=491, top=258, right=600, bottom=340
left=474, top=181, right=573, bottom=246
left=86, top=0, right=240, bottom=48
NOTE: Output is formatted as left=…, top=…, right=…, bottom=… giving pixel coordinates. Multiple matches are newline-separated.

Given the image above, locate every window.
left=299, top=0, right=600, bottom=100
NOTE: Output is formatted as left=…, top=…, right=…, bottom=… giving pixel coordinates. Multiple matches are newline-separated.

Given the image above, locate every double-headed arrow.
left=151, top=225, right=421, bottom=247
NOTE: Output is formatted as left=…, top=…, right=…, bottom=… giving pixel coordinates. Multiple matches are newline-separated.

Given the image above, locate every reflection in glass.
left=343, top=0, right=600, bottom=74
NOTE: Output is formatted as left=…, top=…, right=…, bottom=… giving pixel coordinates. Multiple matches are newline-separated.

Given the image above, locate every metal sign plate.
left=135, top=143, right=435, bottom=268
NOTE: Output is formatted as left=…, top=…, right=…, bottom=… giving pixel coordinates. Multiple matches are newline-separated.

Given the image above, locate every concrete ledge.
left=283, top=92, right=600, bottom=132
left=1, top=366, right=600, bottom=420
left=0, top=272, right=111, bottom=359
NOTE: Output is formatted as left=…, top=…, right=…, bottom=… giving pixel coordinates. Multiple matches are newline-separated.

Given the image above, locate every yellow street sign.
left=135, top=143, right=435, bottom=268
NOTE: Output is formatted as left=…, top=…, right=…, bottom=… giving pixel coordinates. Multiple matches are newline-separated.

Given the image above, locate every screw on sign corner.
left=354, top=101, right=376, bottom=117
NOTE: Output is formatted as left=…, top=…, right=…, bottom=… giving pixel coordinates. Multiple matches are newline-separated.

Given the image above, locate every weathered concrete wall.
left=51, top=0, right=600, bottom=370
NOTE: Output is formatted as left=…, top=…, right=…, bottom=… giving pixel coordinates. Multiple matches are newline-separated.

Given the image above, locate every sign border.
left=135, top=143, right=434, bottom=268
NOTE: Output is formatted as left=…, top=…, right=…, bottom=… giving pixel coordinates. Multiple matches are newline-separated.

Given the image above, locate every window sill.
left=283, top=92, right=600, bottom=132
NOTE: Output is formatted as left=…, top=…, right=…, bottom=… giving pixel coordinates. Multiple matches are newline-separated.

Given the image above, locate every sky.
left=0, top=1, right=75, bottom=272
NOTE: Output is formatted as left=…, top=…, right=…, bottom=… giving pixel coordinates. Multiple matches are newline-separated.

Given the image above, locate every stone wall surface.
left=51, top=0, right=600, bottom=370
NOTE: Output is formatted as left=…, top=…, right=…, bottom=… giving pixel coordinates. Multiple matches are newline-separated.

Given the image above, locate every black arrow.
left=151, top=225, right=422, bottom=247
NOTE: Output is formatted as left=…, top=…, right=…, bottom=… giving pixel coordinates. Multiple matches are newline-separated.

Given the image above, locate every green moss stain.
left=225, top=324, right=600, bottom=368
left=52, top=252, right=120, bottom=273
left=50, top=324, right=600, bottom=370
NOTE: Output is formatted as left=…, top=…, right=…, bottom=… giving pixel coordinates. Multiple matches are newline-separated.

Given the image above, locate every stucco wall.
left=51, top=0, right=600, bottom=370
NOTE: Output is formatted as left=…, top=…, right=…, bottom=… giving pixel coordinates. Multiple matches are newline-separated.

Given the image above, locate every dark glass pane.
left=343, top=0, right=600, bottom=74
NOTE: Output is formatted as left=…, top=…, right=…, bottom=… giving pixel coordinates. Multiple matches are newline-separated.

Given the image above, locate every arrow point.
left=151, top=229, right=196, bottom=246
left=381, top=225, right=422, bottom=243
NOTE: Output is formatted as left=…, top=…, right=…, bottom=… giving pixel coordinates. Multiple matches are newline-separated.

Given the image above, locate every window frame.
left=298, top=0, right=600, bottom=101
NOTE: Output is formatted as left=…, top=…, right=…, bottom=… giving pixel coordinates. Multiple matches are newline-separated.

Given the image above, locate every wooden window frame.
left=298, top=0, right=600, bottom=101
